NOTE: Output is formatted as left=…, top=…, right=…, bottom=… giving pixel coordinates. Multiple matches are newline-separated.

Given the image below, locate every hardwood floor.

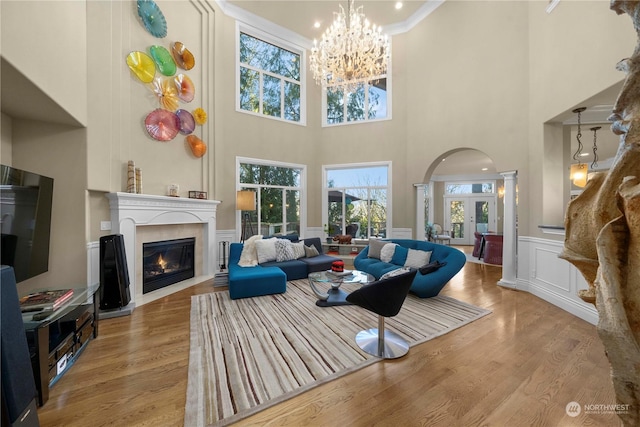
left=37, top=248, right=620, bottom=426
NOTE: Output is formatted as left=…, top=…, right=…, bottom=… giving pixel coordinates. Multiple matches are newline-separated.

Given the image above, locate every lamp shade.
left=570, top=163, right=587, bottom=188
left=236, top=190, right=256, bottom=211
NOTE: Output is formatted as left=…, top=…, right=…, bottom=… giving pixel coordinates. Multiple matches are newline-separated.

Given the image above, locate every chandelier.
left=309, top=0, right=390, bottom=92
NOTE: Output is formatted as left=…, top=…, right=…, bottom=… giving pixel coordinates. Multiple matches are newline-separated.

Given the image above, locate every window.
left=324, top=78, right=389, bottom=126
left=324, top=163, right=391, bottom=238
left=445, top=182, right=495, bottom=194
left=238, top=158, right=305, bottom=238
left=237, top=25, right=305, bottom=124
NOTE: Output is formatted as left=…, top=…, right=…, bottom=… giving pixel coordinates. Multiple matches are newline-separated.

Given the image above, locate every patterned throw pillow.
left=275, top=239, right=295, bottom=262
left=380, top=267, right=412, bottom=280
left=380, top=243, right=397, bottom=263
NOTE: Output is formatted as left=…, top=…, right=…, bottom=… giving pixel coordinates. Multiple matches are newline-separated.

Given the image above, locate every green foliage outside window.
left=239, top=32, right=301, bottom=123
left=240, top=163, right=301, bottom=236
left=326, top=79, right=386, bottom=125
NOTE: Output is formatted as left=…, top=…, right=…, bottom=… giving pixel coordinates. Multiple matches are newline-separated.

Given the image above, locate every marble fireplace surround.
left=107, top=192, right=220, bottom=307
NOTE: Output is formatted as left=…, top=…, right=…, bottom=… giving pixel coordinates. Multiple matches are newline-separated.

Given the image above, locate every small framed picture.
left=189, top=191, right=207, bottom=199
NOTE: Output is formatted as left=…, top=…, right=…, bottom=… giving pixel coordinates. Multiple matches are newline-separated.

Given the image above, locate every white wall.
left=528, top=1, right=635, bottom=236
left=517, top=235, right=597, bottom=325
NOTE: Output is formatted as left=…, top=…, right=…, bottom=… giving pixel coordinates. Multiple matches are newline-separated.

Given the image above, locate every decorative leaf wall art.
left=137, top=0, right=168, bottom=38
left=129, top=3, right=209, bottom=160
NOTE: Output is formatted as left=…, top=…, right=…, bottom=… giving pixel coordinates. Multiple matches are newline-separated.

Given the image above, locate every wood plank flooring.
left=36, top=248, right=620, bottom=426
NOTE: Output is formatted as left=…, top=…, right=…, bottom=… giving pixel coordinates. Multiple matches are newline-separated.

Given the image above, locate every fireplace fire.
left=143, top=237, right=195, bottom=294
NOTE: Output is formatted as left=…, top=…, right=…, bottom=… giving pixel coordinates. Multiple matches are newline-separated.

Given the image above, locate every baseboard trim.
left=527, top=280, right=598, bottom=325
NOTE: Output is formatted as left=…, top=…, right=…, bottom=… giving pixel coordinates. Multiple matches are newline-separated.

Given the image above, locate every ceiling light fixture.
left=309, top=0, right=390, bottom=92
left=570, top=107, right=588, bottom=188
left=395, top=2, right=403, bottom=10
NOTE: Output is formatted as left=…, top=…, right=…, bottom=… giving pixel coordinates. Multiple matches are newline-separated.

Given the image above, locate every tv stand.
left=22, top=283, right=99, bottom=406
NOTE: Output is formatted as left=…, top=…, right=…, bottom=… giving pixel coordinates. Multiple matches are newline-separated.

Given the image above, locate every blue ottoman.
left=228, top=264, right=287, bottom=299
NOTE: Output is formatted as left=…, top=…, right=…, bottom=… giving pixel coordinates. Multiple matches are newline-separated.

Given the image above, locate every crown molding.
left=215, top=0, right=447, bottom=47
left=215, top=0, right=313, bottom=48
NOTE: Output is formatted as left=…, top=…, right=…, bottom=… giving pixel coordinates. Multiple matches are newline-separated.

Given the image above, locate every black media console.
left=22, top=283, right=99, bottom=406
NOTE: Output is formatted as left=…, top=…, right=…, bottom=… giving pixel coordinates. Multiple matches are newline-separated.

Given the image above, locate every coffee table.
left=308, top=270, right=375, bottom=307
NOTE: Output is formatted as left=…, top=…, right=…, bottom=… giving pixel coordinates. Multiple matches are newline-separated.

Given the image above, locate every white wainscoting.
left=517, top=236, right=598, bottom=325
left=87, top=231, right=599, bottom=325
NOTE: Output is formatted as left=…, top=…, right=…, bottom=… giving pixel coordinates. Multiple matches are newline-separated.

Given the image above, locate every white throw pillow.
left=380, top=243, right=397, bottom=263
left=291, top=241, right=306, bottom=259
left=255, top=238, right=278, bottom=264
left=404, top=249, right=432, bottom=269
left=275, top=239, right=295, bottom=262
left=380, top=267, right=411, bottom=280
left=238, top=235, right=263, bottom=267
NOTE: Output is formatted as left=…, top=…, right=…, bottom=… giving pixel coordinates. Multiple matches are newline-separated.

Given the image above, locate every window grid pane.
left=284, top=81, right=300, bottom=122
left=326, top=86, right=345, bottom=124
left=262, top=75, right=281, bottom=117
left=240, top=33, right=300, bottom=81
left=239, top=67, right=260, bottom=112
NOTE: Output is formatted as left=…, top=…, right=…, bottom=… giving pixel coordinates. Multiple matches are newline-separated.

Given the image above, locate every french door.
left=444, top=196, right=496, bottom=245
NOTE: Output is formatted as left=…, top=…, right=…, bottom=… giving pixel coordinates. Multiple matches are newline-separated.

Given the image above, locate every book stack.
left=19, top=289, right=74, bottom=313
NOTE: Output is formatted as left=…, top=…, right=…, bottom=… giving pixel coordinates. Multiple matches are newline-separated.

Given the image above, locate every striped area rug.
left=185, top=279, right=491, bottom=426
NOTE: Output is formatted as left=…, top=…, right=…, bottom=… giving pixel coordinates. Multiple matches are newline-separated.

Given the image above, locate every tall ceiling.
left=226, top=0, right=430, bottom=41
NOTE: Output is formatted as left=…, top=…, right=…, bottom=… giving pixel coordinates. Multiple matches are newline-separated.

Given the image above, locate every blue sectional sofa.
left=228, top=236, right=340, bottom=299
left=354, top=239, right=466, bottom=298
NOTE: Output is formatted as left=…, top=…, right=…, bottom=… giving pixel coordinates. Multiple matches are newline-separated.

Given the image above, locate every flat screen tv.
left=0, top=164, right=54, bottom=283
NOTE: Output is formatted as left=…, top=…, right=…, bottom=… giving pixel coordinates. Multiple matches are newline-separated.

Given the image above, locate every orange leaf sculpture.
left=186, top=135, right=207, bottom=158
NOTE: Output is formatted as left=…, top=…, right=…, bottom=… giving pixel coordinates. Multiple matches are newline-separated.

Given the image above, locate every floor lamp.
left=237, top=190, right=256, bottom=243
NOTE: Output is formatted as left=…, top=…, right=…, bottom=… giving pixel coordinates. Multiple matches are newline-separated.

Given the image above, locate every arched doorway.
left=416, top=149, right=519, bottom=288
left=417, top=149, right=502, bottom=245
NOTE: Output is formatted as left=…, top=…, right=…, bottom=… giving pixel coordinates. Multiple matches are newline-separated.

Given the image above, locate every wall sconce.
left=570, top=107, right=588, bottom=188
left=498, top=186, right=505, bottom=198
left=236, top=190, right=256, bottom=242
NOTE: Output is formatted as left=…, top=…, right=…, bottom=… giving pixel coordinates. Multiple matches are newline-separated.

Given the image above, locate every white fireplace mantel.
left=106, top=192, right=220, bottom=307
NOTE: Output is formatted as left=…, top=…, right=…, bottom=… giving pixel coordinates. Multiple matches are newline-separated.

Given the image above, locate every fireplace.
left=106, top=192, right=220, bottom=307
left=142, top=238, right=195, bottom=294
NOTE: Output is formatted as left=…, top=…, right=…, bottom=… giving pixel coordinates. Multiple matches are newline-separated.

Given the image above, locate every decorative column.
left=498, top=171, right=517, bottom=288
left=414, top=183, right=427, bottom=240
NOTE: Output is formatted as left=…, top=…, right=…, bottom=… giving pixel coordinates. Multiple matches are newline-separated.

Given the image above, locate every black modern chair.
left=346, top=269, right=418, bottom=359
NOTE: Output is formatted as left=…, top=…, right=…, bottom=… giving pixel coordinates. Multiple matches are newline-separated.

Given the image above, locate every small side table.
left=308, top=270, right=374, bottom=307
